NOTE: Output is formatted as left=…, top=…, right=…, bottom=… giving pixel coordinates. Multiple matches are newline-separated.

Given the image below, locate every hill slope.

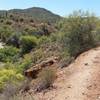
left=0, top=7, right=61, bottom=23
left=0, top=7, right=62, bottom=37
left=32, top=47, right=100, bottom=100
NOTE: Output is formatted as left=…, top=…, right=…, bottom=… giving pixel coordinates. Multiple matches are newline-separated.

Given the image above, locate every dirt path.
left=33, top=47, right=100, bottom=100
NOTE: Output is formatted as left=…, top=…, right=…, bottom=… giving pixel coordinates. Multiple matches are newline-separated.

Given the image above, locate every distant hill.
left=0, top=7, right=62, bottom=37
left=0, top=7, right=61, bottom=23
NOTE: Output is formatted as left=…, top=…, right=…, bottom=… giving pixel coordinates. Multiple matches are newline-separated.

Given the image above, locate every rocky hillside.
left=26, top=47, right=100, bottom=100
left=0, top=7, right=62, bottom=41
left=0, top=7, right=61, bottom=23
left=0, top=11, right=100, bottom=100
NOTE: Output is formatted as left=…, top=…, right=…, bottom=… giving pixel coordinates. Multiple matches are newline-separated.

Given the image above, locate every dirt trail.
left=33, top=47, right=100, bottom=100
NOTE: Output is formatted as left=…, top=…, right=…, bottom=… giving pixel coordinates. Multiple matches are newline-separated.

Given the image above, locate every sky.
left=0, top=0, right=100, bottom=16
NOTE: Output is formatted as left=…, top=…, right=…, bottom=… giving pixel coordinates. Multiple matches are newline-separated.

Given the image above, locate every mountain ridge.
left=0, top=7, right=61, bottom=23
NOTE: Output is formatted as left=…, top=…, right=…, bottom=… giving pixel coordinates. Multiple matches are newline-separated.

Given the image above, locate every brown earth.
left=25, top=47, right=100, bottom=100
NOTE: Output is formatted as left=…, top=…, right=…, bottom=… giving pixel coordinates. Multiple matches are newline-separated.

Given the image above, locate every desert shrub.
left=35, top=68, right=56, bottom=92
left=19, top=17, right=24, bottom=22
left=5, top=20, right=12, bottom=25
left=39, top=35, right=50, bottom=43
left=38, top=35, right=51, bottom=46
left=93, top=25, right=100, bottom=44
left=0, top=68, right=24, bottom=91
left=0, top=19, right=4, bottom=23
left=30, top=19, right=34, bottom=23
left=40, top=23, right=49, bottom=35
left=9, top=14, right=13, bottom=18
left=24, top=26, right=38, bottom=35
left=18, top=48, right=45, bottom=73
left=58, top=11, right=97, bottom=57
left=59, top=48, right=74, bottom=68
left=50, top=33, right=58, bottom=42
left=17, top=54, right=33, bottom=73
left=0, top=81, right=33, bottom=100
left=31, top=48, right=45, bottom=64
left=0, top=83, right=19, bottom=100
left=0, top=46, right=19, bottom=62
left=7, top=33, right=20, bottom=48
left=0, top=25, right=14, bottom=43
left=20, top=35, right=38, bottom=54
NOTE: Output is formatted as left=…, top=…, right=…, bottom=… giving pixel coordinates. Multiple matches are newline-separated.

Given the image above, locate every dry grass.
left=34, top=67, right=56, bottom=92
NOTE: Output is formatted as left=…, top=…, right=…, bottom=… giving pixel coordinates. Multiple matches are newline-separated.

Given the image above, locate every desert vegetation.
left=0, top=8, right=100, bottom=99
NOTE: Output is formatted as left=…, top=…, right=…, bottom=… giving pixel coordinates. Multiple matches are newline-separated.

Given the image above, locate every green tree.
left=20, top=35, right=38, bottom=54
left=59, top=11, right=97, bottom=57
left=0, top=46, right=19, bottom=62
left=0, top=26, right=14, bottom=43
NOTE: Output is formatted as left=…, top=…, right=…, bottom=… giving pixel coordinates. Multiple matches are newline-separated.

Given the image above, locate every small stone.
left=84, top=63, right=88, bottom=66
left=68, top=86, right=71, bottom=88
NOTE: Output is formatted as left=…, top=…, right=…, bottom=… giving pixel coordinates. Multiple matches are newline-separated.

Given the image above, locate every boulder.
left=24, top=56, right=58, bottom=78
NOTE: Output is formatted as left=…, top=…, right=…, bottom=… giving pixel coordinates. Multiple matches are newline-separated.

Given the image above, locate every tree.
left=0, top=26, right=14, bottom=43
left=59, top=11, right=97, bottom=57
left=7, top=33, right=20, bottom=48
left=20, top=35, right=38, bottom=54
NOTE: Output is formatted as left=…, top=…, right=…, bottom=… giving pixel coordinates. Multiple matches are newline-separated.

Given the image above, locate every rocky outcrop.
left=24, top=57, right=58, bottom=78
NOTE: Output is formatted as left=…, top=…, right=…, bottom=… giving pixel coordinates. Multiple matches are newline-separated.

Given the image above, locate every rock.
left=84, top=63, right=88, bottom=66
left=67, top=86, right=71, bottom=88
left=24, top=56, right=58, bottom=78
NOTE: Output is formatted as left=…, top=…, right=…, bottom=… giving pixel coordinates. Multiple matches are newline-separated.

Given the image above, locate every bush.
left=7, top=33, right=20, bottom=48
left=19, top=17, right=24, bottom=22
left=0, top=46, right=19, bottom=62
left=5, top=20, right=12, bottom=25
left=17, top=54, right=33, bottom=73
left=20, top=35, right=38, bottom=54
left=0, top=19, right=4, bottom=23
left=0, top=25, right=14, bottom=43
left=0, top=81, right=34, bottom=100
left=0, top=83, right=18, bottom=100
left=24, top=26, right=37, bottom=35
left=35, top=68, right=56, bottom=92
left=39, top=35, right=50, bottom=44
left=0, top=68, right=24, bottom=91
left=58, top=11, right=97, bottom=57
left=59, top=48, right=74, bottom=68
left=31, top=48, right=45, bottom=64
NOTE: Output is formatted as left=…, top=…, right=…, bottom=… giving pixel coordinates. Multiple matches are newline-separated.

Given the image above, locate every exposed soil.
left=27, top=47, right=100, bottom=100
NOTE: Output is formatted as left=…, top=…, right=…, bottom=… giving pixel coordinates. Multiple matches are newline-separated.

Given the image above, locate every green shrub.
left=17, top=54, right=33, bottom=73
left=31, top=48, right=45, bottom=64
left=24, top=26, right=37, bottom=35
left=0, top=46, right=19, bottom=62
left=20, top=35, right=38, bottom=54
left=38, top=35, right=51, bottom=46
left=0, top=25, right=14, bottom=43
left=7, top=33, right=20, bottom=48
left=58, top=11, right=97, bottom=57
left=0, top=68, right=24, bottom=91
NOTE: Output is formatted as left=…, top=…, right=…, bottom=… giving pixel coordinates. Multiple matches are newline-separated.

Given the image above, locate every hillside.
left=0, top=10, right=100, bottom=100
left=0, top=7, right=61, bottom=23
left=32, top=47, right=100, bottom=100
left=0, top=7, right=62, bottom=42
